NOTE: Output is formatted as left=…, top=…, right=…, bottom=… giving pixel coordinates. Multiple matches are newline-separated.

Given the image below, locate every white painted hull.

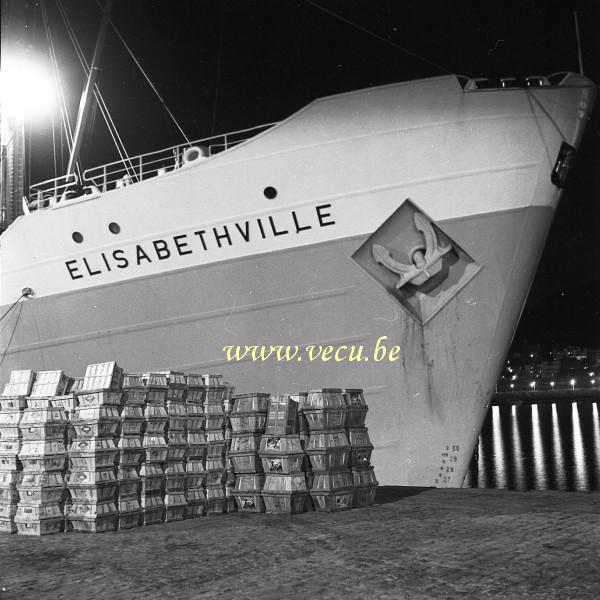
left=0, top=74, right=595, bottom=485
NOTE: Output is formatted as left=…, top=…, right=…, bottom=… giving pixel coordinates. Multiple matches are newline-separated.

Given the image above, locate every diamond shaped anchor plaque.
left=352, top=199, right=481, bottom=325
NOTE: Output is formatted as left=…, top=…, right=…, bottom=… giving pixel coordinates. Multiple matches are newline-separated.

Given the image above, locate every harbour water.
left=467, top=397, right=600, bottom=491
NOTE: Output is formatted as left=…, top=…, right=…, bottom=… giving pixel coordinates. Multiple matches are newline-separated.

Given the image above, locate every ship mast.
left=66, top=0, right=114, bottom=179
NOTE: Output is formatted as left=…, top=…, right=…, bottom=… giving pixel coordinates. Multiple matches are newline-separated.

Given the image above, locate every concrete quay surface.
left=0, top=487, right=599, bottom=600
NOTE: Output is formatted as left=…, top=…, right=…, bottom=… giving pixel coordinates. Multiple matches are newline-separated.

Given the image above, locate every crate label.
left=268, top=459, right=283, bottom=472
left=265, top=437, right=281, bottom=450
left=240, top=496, right=256, bottom=509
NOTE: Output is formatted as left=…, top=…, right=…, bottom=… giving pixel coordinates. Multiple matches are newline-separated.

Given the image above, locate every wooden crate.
left=306, top=448, right=350, bottom=472
left=117, top=479, right=140, bottom=497
left=259, top=434, right=303, bottom=455
left=120, top=419, right=144, bottom=436
left=229, top=412, right=267, bottom=434
left=351, top=467, right=378, bottom=487
left=0, top=503, right=18, bottom=519
left=117, top=448, right=143, bottom=467
left=76, top=391, right=123, bottom=407
left=68, top=450, right=117, bottom=471
left=205, top=485, right=225, bottom=515
left=188, top=446, right=207, bottom=463
left=117, top=497, right=141, bottom=513
left=229, top=433, right=262, bottom=453
left=117, top=510, right=142, bottom=530
left=232, top=492, right=265, bottom=513
left=206, top=456, right=226, bottom=471
left=303, top=408, right=347, bottom=431
left=185, top=501, right=206, bottom=518
left=187, top=431, right=207, bottom=446
left=259, top=453, right=305, bottom=475
left=232, top=393, right=270, bottom=413
left=310, top=489, right=353, bottom=512
left=234, top=473, right=265, bottom=493
left=15, top=517, right=64, bottom=536
left=142, top=507, right=165, bottom=526
left=69, top=515, right=118, bottom=533
left=206, top=441, right=226, bottom=457
left=29, top=371, right=69, bottom=399
left=166, top=446, right=187, bottom=461
left=0, top=517, right=17, bottom=534
left=1, top=452, right=21, bottom=472
left=346, top=427, right=373, bottom=448
left=0, top=487, right=18, bottom=503
left=0, top=397, right=28, bottom=411
left=205, top=470, right=226, bottom=487
left=81, top=362, right=123, bottom=393
left=68, top=483, right=117, bottom=503
left=16, top=502, right=63, bottom=520
left=72, top=420, right=119, bottom=438
left=0, top=470, right=21, bottom=486
left=352, top=485, right=377, bottom=508
left=17, top=486, right=65, bottom=504
left=307, top=430, right=349, bottom=448
left=265, top=396, right=299, bottom=435
left=346, top=406, right=368, bottom=428
left=229, top=452, right=262, bottom=474
left=140, top=476, right=164, bottom=495
left=20, top=455, right=66, bottom=473
left=20, top=424, right=66, bottom=441
left=1, top=439, right=23, bottom=461
left=204, top=414, right=226, bottom=430
left=49, top=395, right=78, bottom=413
left=67, top=467, right=116, bottom=486
left=305, top=389, right=346, bottom=409
left=262, top=473, right=307, bottom=493
left=310, top=470, right=353, bottom=492
left=0, top=411, right=22, bottom=427
left=261, top=491, right=307, bottom=514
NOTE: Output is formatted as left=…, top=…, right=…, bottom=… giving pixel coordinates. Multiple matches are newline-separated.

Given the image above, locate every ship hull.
left=0, top=203, right=553, bottom=486
left=0, top=74, right=595, bottom=485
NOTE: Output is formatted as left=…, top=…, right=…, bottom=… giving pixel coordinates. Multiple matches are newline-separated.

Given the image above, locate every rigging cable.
left=211, top=0, right=225, bottom=136
left=40, top=0, right=78, bottom=180
left=0, top=302, right=24, bottom=369
left=56, top=0, right=137, bottom=181
left=303, top=0, right=453, bottom=75
left=95, top=0, right=191, bottom=145
left=0, top=291, right=31, bottom=324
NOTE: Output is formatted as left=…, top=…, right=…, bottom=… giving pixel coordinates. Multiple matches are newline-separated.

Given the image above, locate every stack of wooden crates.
left=67, top=363, right=122, bottom=532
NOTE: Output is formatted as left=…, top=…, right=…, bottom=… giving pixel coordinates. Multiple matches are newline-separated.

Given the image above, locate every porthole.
left=263, top=186, right=277, bottom=199
left=108, top=222, right=121, bottom=234
left=72, top=231, right=84, bottom=244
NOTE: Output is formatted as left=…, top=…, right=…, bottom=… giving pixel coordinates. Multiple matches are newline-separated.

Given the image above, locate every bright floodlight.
left=0, top=55, right=56, bottom=120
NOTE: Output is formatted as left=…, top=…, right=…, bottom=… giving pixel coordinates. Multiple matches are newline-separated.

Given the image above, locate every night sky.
left=16, top=0, right=600, bottom=350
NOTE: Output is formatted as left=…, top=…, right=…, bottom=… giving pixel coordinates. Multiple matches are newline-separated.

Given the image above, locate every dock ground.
left=1, top=487, right=598, bottom=600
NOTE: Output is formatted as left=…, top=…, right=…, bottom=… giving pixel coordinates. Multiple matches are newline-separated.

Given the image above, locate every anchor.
left=372, top=213, right=452, bottom=290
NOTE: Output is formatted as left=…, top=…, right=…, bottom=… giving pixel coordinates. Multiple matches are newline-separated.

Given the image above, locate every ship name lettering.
left=64, top=204, right=335, bottom=281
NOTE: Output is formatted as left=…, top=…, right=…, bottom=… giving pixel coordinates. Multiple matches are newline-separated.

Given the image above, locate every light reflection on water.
left=472, top=400, right=600, bottom=491
left=531, top=404, right=546, bottom=489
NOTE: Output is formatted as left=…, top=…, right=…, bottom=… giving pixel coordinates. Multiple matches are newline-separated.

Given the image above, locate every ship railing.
left=27, top=173, right=80, bottom=211
left=82, top=122, right=277, bottom=193
left=25, top=122, right=277, bottom=209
